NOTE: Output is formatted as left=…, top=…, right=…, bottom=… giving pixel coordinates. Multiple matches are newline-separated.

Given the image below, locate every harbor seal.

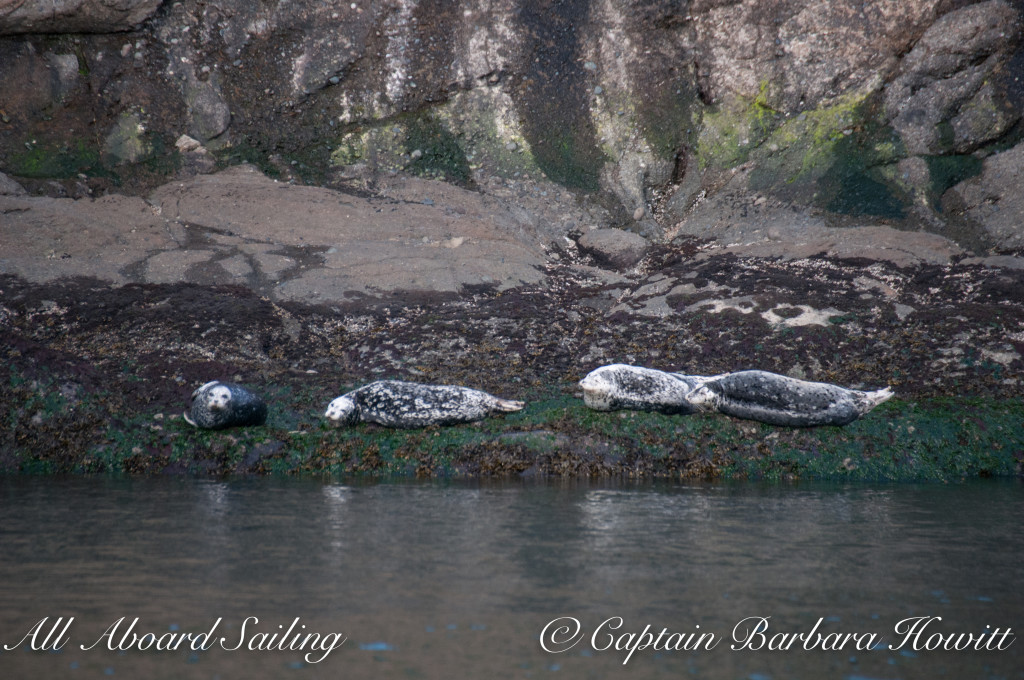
left=579, top=365, right=892, bottom=427
left=687, top=370, right=893, bottom=427
left=184, top=380, right=268, bottom=429
left=578, top=364, right=708, bottom=414
left=324, top=380, right=525, bottom=428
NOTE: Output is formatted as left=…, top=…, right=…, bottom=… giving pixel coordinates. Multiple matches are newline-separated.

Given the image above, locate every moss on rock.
left=103, top=111, right=152, bottom=166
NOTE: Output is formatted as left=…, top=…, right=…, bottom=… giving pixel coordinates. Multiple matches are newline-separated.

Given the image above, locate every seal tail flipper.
left=494, top=398, right=525, bottom=413
left=183, top=411, right=198, bottom=428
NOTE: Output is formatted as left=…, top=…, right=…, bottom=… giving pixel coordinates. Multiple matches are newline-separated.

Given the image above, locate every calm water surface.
left=0, top=476, right=1020, bottom=679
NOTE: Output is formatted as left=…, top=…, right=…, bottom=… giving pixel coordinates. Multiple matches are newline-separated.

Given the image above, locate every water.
left=0, top=477, right=1020, bottom=679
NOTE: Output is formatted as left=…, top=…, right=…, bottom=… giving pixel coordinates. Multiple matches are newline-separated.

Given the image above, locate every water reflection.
left=0, top=477, right=1020, bottom=679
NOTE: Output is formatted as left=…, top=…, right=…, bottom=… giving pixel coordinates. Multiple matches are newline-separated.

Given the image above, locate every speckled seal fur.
left=580, top=365, right=892, bottom=427
left=687, top=370, right=893, bottom=427
left=184, top=380, right=268, bottom=429
left=324, top=380, right=525, bottom=428
left=579, top=364, right=707, bottom=414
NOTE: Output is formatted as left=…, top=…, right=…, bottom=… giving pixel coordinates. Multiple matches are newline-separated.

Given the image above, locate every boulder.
left=0, top=171, right=27, bottom=195
left=692, top=0, right=938, bottom=111
left=576, top=228, right=650, bottom=270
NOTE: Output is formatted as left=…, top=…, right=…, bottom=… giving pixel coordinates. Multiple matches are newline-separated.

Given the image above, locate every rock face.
left=690, top=0, right=936, bottom=111
left=0, top=0, right=163, bottom=35
left=884, top=0, right=1021, bottom=156
left=0, top=0, right=1022, bottom=256
left=942, top=141, right=1024, bottom=252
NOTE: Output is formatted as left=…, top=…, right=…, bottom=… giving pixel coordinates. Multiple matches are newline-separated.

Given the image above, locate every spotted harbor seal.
left=184, top=380, right=268, bottom=429
left=578, top=364, right=708, bottom=414
left=687, top=370, right=893, bottom=427
left=579, top=365, right=892, bottom=427
left=324, top=380, right=525, bottom=428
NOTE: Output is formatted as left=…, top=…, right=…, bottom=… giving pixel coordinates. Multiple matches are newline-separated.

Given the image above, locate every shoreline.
left=3, top=243, right=1022, bottom=481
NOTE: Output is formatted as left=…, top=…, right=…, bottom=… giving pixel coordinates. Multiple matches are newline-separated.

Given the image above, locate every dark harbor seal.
left=579, top=365, right=892, bottom=427
left=687, top=370, right=893, bottom=427
left=324, top=380, right=525, bottom=428
left=184, top=380, right=268, bottom=429
left=578, top=364, right=707, bottom=414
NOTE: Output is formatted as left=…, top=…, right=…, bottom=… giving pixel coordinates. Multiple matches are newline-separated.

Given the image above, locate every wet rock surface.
left=0, top=165, right=554, bottom=300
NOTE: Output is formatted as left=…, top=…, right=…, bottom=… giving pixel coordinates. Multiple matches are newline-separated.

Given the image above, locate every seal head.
left=324, top=395, right=359, bottom=425
left=185, top=380, right=268, bottom=430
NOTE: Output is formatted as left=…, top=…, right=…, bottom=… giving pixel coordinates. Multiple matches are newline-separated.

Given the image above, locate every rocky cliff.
left=1, top=0, right=1022, bottom=255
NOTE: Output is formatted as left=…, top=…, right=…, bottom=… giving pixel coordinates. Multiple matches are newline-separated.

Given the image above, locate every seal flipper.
left=865, top=387, right=894, bottom=409
left=493, top=398, right=525, bottom=413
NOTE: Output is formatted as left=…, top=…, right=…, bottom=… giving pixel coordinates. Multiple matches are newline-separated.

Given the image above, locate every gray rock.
left=960, top=255, right=1024, bottom=270
left=103, top=111, right=150, bottom=165
left=149, top=166, right=548, bottom=299
left=577, top=228, right=649, bottom=270
left=693, top=0, right=939, bottom=112
left=884, top=1, right=1021, bottom=155
left=0, top=192, right=179, bottom=284
left=896, top=157, right=931, bottom=195
left=0, top=0, right=163, bottom=35
left=673, top=169, right=963, bottom=267
left=951, top=82, right=1020, bottom=153
left=185, top=79, right=232, bottom=143
left=687, top=224, right=963, bottom=269
left=0, top=166, right=552, bottom=301
left=0, top=171, right=27, bottom=196
left=0, top=0, right=1021, bottom=262
left=941, top=142, right=1024, bottom=252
